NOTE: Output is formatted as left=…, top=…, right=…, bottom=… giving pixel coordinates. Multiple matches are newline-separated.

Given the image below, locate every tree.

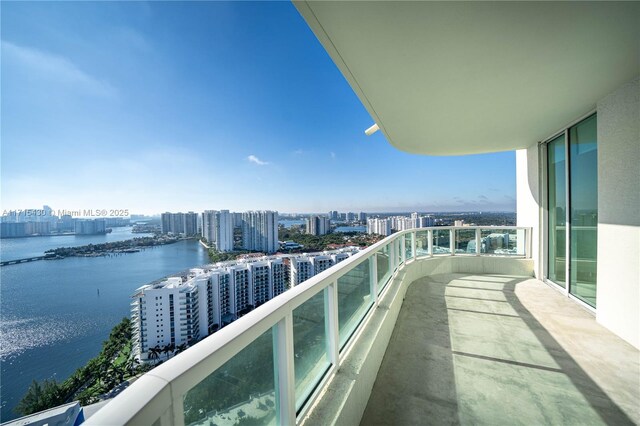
left=162, top=344, right=171, bottom=358
left=175, top=343, right=187, bottom=355
left=148, top=346, right=161, bottom=364
left=15, top=379, right=62, bottom=416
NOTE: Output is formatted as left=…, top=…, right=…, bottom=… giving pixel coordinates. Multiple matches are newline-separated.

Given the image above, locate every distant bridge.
left=0, top=256, right=47, bottom=266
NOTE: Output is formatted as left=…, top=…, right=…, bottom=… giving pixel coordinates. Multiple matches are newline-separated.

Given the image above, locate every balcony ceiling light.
left=365, top=123, right=379, bottom=136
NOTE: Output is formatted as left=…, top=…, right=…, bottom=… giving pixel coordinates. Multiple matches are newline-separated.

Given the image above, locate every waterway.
left=278, top=219, right=306, bottom=228
left=0, top=227, right=209, bottom=421
left=334, top=225, right=366, bottom=233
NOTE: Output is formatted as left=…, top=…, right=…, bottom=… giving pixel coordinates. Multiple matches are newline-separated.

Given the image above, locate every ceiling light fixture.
left=364, top=123, right=379, bottom=136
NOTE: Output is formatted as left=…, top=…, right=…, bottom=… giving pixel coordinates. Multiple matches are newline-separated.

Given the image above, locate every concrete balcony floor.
left=361, top=273, right=639, bottom=425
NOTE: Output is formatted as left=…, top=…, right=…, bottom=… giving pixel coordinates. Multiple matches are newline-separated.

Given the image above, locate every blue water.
left=278, top=219, right=306, bottom=228
left=0, top=227, right=153, bottom=262
left=334, top=226, right=366, bottom=233
left=0, top=229, right=208, bottom=421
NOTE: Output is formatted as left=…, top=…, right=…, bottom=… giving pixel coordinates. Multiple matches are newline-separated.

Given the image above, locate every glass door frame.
left=541, top=110, right=597, bottom=313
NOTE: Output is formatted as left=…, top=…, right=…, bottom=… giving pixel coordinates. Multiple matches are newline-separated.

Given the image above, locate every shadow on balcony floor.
left=361, top=273, right=639, bottom=425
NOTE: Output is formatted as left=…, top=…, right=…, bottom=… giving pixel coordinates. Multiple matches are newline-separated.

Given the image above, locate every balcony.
left=85, top=227, right=639, bottom=425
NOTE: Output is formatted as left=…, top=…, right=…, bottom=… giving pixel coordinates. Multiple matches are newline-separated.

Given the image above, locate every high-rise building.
left=306, top=215, right=330, bottom=236
left=161, top=212, right=198, bottom=235
left=328, top=211, right=339, bottom=221
left=311, top=255, right=334, bottom=275
left=131, top=247, right=356, bottom=362
left=229, top=264, right=252, bottom=314
left=421, top=216, right=434, bottom=227
left=75, top=219, right=106, bottom=235
left=184, top=212, right=198, bottom=235
left=202, top=210, right=234, bottom=252
left=232, top=212, right=243, bottom=228
left=367, top=218, right=391, bottom=236
left=290, top=256, right=314, bottom=286
left=0, top=222, right=27, bottom=238
left=331, top=252, right=351, bottom=264
left=131, top=274, right=203, bottom=362
left=411, top=212, right=420, bottom=229
left=208, top=270, right=233, bottom=329
left=249, top=261, right=272, bottom=307
left=358, top=212, right=368, bottom=222
left=270, top=258, right=289, bottom=297
left=242, top=211, right=279, bottom=253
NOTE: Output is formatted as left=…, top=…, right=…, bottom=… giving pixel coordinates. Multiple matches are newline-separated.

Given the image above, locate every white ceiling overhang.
left=294, top=1, right=640, bottom=155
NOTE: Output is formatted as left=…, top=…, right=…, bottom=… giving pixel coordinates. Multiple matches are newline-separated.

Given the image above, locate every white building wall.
left=595, top=76, right=639, bottom=349
left=516, top=145, right=541, bottom=278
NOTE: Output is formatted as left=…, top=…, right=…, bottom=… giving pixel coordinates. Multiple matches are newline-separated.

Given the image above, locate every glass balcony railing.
left=415, top=229, right=430, bottom=256
left=86, top=226, right=531, bottom=426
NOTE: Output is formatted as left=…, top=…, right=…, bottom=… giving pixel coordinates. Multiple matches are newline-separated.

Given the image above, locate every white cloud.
left=247, top=155, right=269, bottom=166
left=1, top=40, right=117, bottom=98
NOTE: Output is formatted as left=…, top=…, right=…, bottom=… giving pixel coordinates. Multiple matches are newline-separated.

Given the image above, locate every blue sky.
left=1, top=2, right=516, bottom=215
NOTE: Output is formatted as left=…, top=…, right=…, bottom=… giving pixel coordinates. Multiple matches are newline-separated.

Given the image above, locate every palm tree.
left=148, top=347, right=160, bottom=364
left=161, top=344, right=171, bottom=359
left=175, top=343, right=187, bottom=355
left=125, top=357, right=140, bottom=376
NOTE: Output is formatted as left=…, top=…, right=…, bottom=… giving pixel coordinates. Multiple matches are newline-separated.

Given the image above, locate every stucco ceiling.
left=294, top=1, right=640, bottom=155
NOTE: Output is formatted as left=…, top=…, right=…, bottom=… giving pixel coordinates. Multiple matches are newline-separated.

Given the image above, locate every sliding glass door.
left=569, top=115, right=598, bottom=307
left=547, top=135, right=567, bottom=287
left=546, top=114, right=598, bottom=307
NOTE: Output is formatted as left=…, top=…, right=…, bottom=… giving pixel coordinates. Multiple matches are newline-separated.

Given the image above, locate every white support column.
left=450, top=229, right=456, bottom=255
left=400, top=235, right=405, bottom=265
left=325, top=283, right=340, bottom=366
left=370, top=252, right=379, bottom=301
left=428, top=229, right=434, bottom=257
left=475, top=228, right=482, bottom=256
left=274, top=314, right=296, bottom=425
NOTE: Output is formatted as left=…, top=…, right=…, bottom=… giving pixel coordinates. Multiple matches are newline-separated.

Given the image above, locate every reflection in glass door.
left=547, top=135, right=567, bottom=288
left=545, top=114, right=598, bottom=307
left=569, top=115, right=598, bottom=307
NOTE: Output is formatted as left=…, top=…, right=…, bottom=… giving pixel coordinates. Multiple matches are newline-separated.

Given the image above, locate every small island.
left=44, top=235, right=182, bottom=259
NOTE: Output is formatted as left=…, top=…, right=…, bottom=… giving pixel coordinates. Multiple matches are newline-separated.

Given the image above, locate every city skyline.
left=1, top=2, right=516, bottom=215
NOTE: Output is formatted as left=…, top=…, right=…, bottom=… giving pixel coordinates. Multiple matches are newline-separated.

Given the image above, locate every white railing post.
left=450, top=229, right=456, bottom=255
left=325, top=283, right=340, bottom=366
left=370, top=250, right=378, bottom=302
left=400, top=235, right=405, bottom=265
left=428, top=229, right=434, bottom=257
left=389, top=238, right=396, bottom=272
left=274, top=314, right=296, bottom=425
left=475, top=228, right=482, bottom=256
left=411, top=231, right=417, bottom=259
left=171, top=397, right=184, bottom=425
